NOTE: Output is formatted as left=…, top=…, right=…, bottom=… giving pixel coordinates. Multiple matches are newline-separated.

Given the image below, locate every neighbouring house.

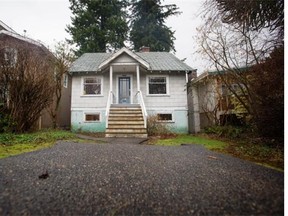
left=189, top=69, right=248, bottom=131
left=0, top=20, right=71, bottom=129
left=69, top=47, right=196, bottom=137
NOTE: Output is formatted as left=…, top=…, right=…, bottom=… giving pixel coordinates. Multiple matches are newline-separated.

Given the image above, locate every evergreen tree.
left=66, top=0, right=129, bottom=55
left=130, top=0, right=180, bottom=52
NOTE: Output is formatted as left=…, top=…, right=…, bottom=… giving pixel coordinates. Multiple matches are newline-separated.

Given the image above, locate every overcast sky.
left=0, top=0, right=207, bottom=73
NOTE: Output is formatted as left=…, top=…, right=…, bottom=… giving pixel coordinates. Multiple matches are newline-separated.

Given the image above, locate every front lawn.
left=0, top=130, right=78, bottom=158
left=150, top=134, right=228, bottom=150
left=150, top=134, right=284, bottom=171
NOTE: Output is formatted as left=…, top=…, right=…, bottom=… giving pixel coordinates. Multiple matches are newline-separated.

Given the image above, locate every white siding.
left=71, top=73, right=109, bottom=109
left=113, top=53, right=137, bottom=63
left=140, top=72, right=187, bottom=109
left=72, top=71, right=188, bottom=109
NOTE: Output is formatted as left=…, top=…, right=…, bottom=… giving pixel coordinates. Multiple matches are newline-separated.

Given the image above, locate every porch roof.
left=69, top=49, right=195, bottom=73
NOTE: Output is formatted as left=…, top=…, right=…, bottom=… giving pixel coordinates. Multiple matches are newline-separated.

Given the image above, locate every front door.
left=119, top=77, right=131, bottom=104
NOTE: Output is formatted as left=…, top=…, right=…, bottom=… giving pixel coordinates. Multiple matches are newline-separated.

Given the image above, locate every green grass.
left=151, top=134, right=228, bottom=150
left=0, top=130, right=78, bottom=158
left=151, top=134, right=283, bottom=171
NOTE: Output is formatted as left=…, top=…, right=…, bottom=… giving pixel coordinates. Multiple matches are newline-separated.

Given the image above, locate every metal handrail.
left=105, top=91, right=113, bottom=128
left=136, top=90, right=147, bottom=128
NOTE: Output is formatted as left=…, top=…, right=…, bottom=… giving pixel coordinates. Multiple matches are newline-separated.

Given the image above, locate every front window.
left=148, top=76, right=167, bottom=95
left=83, top=77, right=101, bottom=95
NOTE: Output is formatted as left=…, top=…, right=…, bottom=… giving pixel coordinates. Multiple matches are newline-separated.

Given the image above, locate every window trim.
left=83, top=112, right=101, bottom=122
left=156, top=112, right=174, bottom=123
left=146, top=75, right=169, bottom=96
left=81, top=76, right=103, bottom=97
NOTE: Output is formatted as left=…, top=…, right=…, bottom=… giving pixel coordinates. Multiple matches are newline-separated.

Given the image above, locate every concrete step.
left=106, top=105, right=147, bottom=138
left=108, top=120, right=144, bottom=125
left=111, top=104, right=141, bottom=108
left=109, top=113, right=143, bottom=117
left=110, top=107, right=142, bottom=112
left=106, top=128, right=147, bottom=133
left=105, top=133, right=148, bottom=138
left=108, top=124, right=145, bottom=129
left=109, top=110, right=143, bottom=114
left=108, top=117, right=144, bottom=121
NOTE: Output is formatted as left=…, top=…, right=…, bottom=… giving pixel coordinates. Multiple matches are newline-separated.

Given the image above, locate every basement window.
left=157, top=113, right=173, bottom=122
left=84, top=113, right=100, bottom=122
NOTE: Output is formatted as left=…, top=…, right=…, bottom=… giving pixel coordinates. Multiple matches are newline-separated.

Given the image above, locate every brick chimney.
left=139, top=46, right=150, bottom=52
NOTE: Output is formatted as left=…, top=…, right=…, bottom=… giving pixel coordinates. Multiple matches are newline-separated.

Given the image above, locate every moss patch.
left=150, top=134, right=228, bottom=150
left=150, top=133, right=283, bottom=171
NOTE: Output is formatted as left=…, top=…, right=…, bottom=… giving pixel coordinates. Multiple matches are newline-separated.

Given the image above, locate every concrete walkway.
left=76, top=133, right=148, bottom=145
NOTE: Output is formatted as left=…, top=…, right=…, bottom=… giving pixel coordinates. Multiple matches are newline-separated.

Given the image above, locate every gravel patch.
left=0, top=141, right=283, bottom=215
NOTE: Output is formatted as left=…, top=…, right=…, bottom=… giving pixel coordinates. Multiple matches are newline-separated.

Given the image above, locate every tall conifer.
left=67, top=0, right=129, bottom=55
left=130, top=0, right=180, bottom=52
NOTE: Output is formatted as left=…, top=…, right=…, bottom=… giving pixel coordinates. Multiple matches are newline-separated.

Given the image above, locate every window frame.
left=146, top=75, right=169, bottom=96
left=156, top=112, right=174, bottom=123
left=63, top=74, right=68, bottom=88
left=81, top=76, right=103, bottom=96
left=83, top=112, right=101, bottom=122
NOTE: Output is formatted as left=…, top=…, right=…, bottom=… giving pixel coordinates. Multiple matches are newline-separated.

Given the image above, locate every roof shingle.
left=69, top=51, right=194, bottom=73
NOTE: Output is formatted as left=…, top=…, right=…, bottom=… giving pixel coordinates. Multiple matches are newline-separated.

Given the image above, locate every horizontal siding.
left=71, top=73, right=109, bottom=108
left=72, top=71, right=187, bottom=109
left=141, top=72, right=187, bottom=108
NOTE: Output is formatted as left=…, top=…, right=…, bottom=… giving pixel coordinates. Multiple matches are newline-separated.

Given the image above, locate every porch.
left=105, top=64, right=148, bottom=138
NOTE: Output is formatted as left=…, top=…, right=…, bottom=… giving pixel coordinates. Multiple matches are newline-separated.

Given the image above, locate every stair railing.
left=105, top=91, right=113, bottom=128
left=136, top=90, right=147, bottom=128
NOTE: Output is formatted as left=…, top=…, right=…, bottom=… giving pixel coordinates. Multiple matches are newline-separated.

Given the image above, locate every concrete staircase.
left=105, top=105, right=148, bottom=138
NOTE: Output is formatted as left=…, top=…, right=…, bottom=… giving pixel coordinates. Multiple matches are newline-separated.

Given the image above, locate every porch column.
left=136, top=64, right=140, bottom=91
left=109, top=65, right=113, bottom=92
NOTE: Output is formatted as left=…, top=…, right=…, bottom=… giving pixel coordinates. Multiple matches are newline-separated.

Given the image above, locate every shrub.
left=146, top=115, right=173, bottom=136
left=204, top=125, right=246, bottom=139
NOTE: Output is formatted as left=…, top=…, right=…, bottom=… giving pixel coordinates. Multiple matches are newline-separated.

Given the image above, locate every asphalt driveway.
left=0, top=140, right=284, bottom=215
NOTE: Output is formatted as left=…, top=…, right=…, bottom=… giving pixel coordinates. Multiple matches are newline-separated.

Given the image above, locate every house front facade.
left=69, top=47, right=195, bottom=137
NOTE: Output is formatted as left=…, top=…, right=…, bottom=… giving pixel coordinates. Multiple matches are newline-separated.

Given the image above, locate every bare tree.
left=48, top=41, right=74, bottom=128
left=0, top=41, right=55, bottom=132
left=196, top=14, right=277, bottom=124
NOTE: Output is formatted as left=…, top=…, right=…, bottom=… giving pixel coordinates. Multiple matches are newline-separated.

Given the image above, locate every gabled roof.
left=98, top=47, right=150, bottom=69
left=69, top=48, right=195, bottom=73
left=0, top=20, right=16, bottom=33
left=0, top=20, right=47, bottom=49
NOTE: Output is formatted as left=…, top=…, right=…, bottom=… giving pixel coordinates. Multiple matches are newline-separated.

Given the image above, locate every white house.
left=69, top=47, right=195, bottom=137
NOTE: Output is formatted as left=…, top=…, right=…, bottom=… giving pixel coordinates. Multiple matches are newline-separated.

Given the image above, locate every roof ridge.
left=0, top=20, right=16, bottom=33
